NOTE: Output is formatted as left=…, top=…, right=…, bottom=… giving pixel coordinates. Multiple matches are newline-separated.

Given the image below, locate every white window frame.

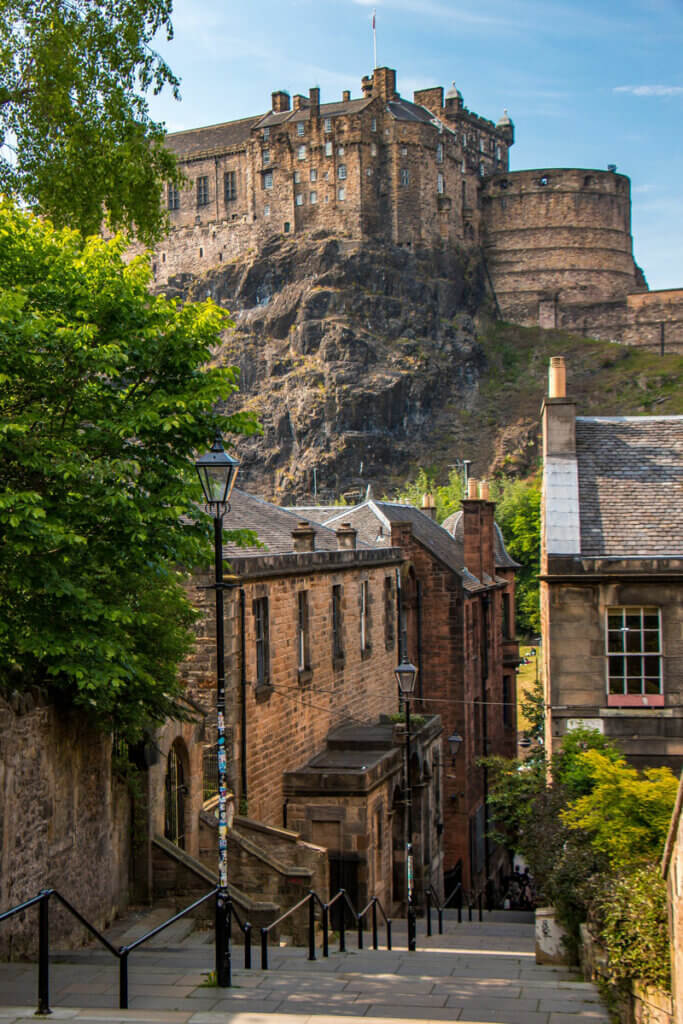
left=262, top=149, right=271, bottom=166
left=297, top=144, right=307, bottom=161
left=263, top=172, right=273, bottom=190
left=436, top=142, right=444, bottom=164
left=325, top=140, right=333, bottom=157
left=310, top=167, right=317, bottom=182
left=338, top=164, right=347, bottom=180
left=295, top=193, right=303, bottom=206
left=605, top=606, right=663, bottom=706
left=437, top=172, right=444, bottom=195
left=324, top=117, right=332, bottom=133
left=310, top=191, right=317, bottom=204
left=297, top=122, right=305, bottom=137
left=337, top=187, right=345, bottom=201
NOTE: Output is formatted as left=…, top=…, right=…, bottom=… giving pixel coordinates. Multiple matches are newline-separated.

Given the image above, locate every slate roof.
left=166, top=116, right=263, bottom=158
left=386, top=98, right=435, bottom=124
left=256, top=98, right=373, bottom=128
left=575, top=416, right=683, bottom=557
left=220, top=489, right=361, bottom=558
left=441, top=510, right=521, bottom=569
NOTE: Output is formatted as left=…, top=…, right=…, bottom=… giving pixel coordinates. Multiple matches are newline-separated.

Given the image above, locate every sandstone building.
left=540, top=357, right=683, bottom=768
left=141, top=66, right=682, bottom=352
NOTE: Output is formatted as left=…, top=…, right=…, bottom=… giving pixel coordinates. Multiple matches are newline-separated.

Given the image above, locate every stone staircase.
left=0, top=914, right=609, bottom=1023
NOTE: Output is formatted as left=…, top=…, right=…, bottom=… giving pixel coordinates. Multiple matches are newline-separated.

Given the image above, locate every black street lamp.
left=395, top=656, right=418, bottom=953
left=195, top=431, right=240, bottom=988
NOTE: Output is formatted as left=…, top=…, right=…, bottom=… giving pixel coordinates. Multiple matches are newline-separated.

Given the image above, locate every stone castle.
left=145, top=66, right=683, bottom=353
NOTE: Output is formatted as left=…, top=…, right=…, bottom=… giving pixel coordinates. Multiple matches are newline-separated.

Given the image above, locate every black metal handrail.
left=0, top=886, right=225, bottom=1014
left=425, top=882, right=484, bottom=935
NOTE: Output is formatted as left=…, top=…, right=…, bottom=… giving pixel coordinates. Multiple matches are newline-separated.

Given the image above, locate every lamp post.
left=195, top=431, right=240, bottom=988
left=395, top=656, right=418, bottom=953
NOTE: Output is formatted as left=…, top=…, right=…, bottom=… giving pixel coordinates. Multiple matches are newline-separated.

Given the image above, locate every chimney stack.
left=271, top=90, right=291, bottom=113
left=342, top=89, right=351, bottom=102
left=542, top=356, right=576, bottom=459
left=292, top=93, right=308, bottom=111
left=548, top=356, right=566, bottom=398
left=336, top=522, right=357, bottom=550
left=292, top=521, right=316, bottom=552
left=361, top=74, right=374, bottom=97
left=309, top=86, right=320, bottom=117
left=422, top=493, right=437, bottom=520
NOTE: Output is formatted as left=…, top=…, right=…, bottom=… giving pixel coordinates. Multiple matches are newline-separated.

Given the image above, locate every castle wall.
left=481, top=169, right=643, bottom=326
left=623, top=289, right=683, bottom=354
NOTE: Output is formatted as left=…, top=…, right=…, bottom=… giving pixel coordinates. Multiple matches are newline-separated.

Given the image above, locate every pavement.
left=0, top=912, right=609, bottom=1024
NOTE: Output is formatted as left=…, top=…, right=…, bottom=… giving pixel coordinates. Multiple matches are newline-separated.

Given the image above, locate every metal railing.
left=259, top=888, right=392, bottom=970
left=424, top=882, right=485, bottom=935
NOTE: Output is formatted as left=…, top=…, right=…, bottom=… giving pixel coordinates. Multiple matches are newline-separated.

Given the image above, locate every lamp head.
left=195, top=431, right=240, bottom=507
left=394, top=658, right=418, bottom=696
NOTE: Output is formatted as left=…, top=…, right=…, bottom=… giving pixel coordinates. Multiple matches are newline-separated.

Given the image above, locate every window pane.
left=608, top=656, right=624, bottom=679
left=608, top=611, right=623, bottom=630
left=627, top=676, right=642, bottom=695
left=644, top=678, right=661, bottom=694
left=607, top=631, right=623, bottom=652
left=643, top=613, right=659, bottom=630
left=609, top=675, right=625, bottom=694
left=644, top=656, right=660, bottom=677
left=643, top=631, right=660, bottom=652
left=626, top=612, right=641, bottom=630
left=626, top=629, right=643, bottom=653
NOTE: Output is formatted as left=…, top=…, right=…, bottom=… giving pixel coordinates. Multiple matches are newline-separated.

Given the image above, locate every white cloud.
left=614, top=84, right=683, bottom=96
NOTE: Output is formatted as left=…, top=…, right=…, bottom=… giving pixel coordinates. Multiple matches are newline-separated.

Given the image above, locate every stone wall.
left=624, top=290, right=683, bottom=354
left=0, top=693, right=130, bottom=957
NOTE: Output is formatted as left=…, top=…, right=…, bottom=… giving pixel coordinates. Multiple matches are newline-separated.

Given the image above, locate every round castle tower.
left=480, top=168, right=645, bottom=326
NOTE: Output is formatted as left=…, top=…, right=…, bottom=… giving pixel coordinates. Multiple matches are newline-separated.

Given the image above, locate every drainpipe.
left=481, top=593, right=491, bottom=896
left=396, top=568, right=405, bottom=660
left=239, top=588, right=248, bottom=808
left=416, top=581, right=424, bottom=701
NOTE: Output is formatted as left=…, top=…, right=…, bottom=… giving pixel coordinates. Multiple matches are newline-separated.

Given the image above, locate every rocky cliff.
left=164, top=234, right=683, bottom=501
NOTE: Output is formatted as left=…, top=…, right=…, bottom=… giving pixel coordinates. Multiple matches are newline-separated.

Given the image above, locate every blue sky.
left=148, top=0, right=683, bottom=290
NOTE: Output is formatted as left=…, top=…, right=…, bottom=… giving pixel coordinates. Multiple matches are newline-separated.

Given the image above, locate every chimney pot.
left=336, top=522, right=358, bottom=550
left=292, top=520, right=316, bottom=552
left=549, top=356, right=567, bottom=399
left=421, top=492, right=437, bottom=520
left=479, top=480, right=490, bottom=501
left=342, top=89, right=351, bottom=102
left=467, top=477, right=478, bottom=500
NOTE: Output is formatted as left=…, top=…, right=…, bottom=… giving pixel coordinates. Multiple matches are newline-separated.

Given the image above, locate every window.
left=283, top=221, right=290, bottom=232
left=196, top=175, right=209, bottom=207
left=479, top=137, right=485, bottom=152
left=437, top=173, right=444, bottom=194
left=297, top=122, right=305, bottom=136
left=263, top=172, right=273, bottom=190
left=325, top=140, right=333, bottom=157
left=338, top=164, right=347, bottom=180
left=436, top=142, right=444, bottom=164
left=262, top=149, right=271, bottom=165
left=503, top=593, right=512, bottom=639
left=297, top=591, right=310, bottom=673
left=324, top=117, right=332, bottom=133
left=400, top=168, right=410, bottom=186
left=310, top=167, right=317, bottom=182
left=384, top=576, right=395, bottom=649
left=503, top=676, right=513, bottom=728
left=298, top=145, right=307, bottom=161
left=167, top=182, right=180, bottom=210
left=338, top=145, right=344, bottom=156
left=463, top=135, right=468, bottom=150
left=462, top=179, right=467, bottom=205
left=332, top=585, right=344, bottom=663
left=495, top=145, right=502, bottom=161
left=371, top=143, right=377, bottom=156
left=479, top=161, right=486, bottom=178
left=337, top=187, right=345, bottom=201
left=254, top=597, right=270, bottom=687
left=606, top=607, right=663, bottom=705
left=310, top=191, right=317, bottom=204
left=360, top=580, right=370, bottom=653
left=401, top=146, right=407, bottom=156
left=294, top=171, right=301, bottom=184
left=371, top=118, right=377, bottom=132
left=264, top=204, right=271, bottom=216
left=295, top=193, right=303, bottom=206
left=224, top=171, right=237, bottom=202
left=263, top=126, right=270, bottom=140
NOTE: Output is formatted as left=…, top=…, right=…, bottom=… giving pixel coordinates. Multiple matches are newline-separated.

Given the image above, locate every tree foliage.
left=0, top=201, right=258, bottom=737
left=392, top=466, right=464, bottom=523
left=490, top=473, right=541, bottom=635
left=0, top=0, right=181, bottom=242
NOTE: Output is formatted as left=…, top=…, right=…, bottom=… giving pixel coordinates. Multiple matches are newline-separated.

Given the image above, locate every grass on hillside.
left=516, top=644, right=541, bottom=734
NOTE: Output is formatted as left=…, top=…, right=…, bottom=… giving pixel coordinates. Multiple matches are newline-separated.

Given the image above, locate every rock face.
left=167, top=234, right=490, bottom=500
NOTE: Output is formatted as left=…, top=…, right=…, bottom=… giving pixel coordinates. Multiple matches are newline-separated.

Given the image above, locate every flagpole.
left=373, top=9, right=377, bottom=69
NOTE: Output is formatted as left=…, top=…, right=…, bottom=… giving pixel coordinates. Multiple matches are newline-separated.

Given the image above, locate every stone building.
left=159, top=490, right=443, bottom=915
left=135, top=65, right=683, bottom=352
left=540, top=356, right=683, bottom=767
left=289, top=491, right=519, bottom=901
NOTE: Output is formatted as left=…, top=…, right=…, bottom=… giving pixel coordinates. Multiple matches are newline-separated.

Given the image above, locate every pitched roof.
left=441, top=510, right=521, bottom=569
left=166, top=116, right=263, bottom=158
left=221, top=489, right=356, bottom=558
left=386, top=98, right=435, bottom=124
left=256, top=97, right=373, bottom=129
left=575, top=416, right=683, bottom=557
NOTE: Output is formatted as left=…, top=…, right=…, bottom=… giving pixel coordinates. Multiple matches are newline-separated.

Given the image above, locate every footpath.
left=0, top=912, right=608, bottom=1024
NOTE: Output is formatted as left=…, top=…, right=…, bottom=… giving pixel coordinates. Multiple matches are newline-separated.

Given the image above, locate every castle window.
left=539, top=176, right=549, bottom=186
left=499, top=179, right=509, bottom=190
left=371, top=118, right=377, bottom=131
left=310, top=167, right=317, bottom=182
left=264, top=204, right=271, bottom=216
left=401, top=146, right=407, bottom=156
left=479, top=137, right=485, bottom=152
left=310, top=191, right=317, bottom=204
left=167, top=182, right=180, bottom=210
left=437, top=172, right=444, bottom=194
left=224, top=171, right=237, bottom=202
left=295, top=193, right=303, bottom=206
left=463, top=135, right=468, bottom=149
left=366, top=168, right=373, bottom=177
left=338, top=164, right=347, bottom=180
left=325, top=141, right=333, bottom=156
left=461, top=159, right=466, bottom=173
left=294, top=171, right=301, bottom=184
left=263, top=172, right=273, bottom=190
left=298, top=145, right=307, bottom=161
left=436, top=143, right=443, bottom=164
left=338, top=187, right=345, bottom=201
left=263, top=126, right=270, bottom=140
left=338, top=145, right=344, bottom=156
left=371, top=142, right=377, bottom=156
left=262, top=149, right=271, bottom=165
left=462, top=179, right=467, bottom=205
left=196, top=175, right=209, bottom=207
left=479, top=162, right=486, bottom=178
left=284, top=221, right=290, bottom=232
left=297, top=122, right=305, bottom=136
left=400, top=168, right=410, bottom=186
left=324, top=117, right=332, bottom=133
left=495, top=145, right=502, bottom=162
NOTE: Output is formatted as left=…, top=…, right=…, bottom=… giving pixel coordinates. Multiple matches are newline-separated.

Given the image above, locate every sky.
left=147, top=0, right=683, bottom=290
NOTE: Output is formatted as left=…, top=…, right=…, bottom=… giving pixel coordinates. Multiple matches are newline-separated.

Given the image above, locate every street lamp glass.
left=195, top=432, right=240, bottom=507
left=394, top=658, right=418, bottom=695
left=447, top=732, right=463, bottom=758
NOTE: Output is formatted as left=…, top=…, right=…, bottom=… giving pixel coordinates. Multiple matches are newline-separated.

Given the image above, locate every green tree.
left=0, top=201, right=258, bottom=738
left=392, top=466, right=464, bottom=522
left=490, top=474, right=541, bottom=635
left=0, top=0, right=181, bottom=242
